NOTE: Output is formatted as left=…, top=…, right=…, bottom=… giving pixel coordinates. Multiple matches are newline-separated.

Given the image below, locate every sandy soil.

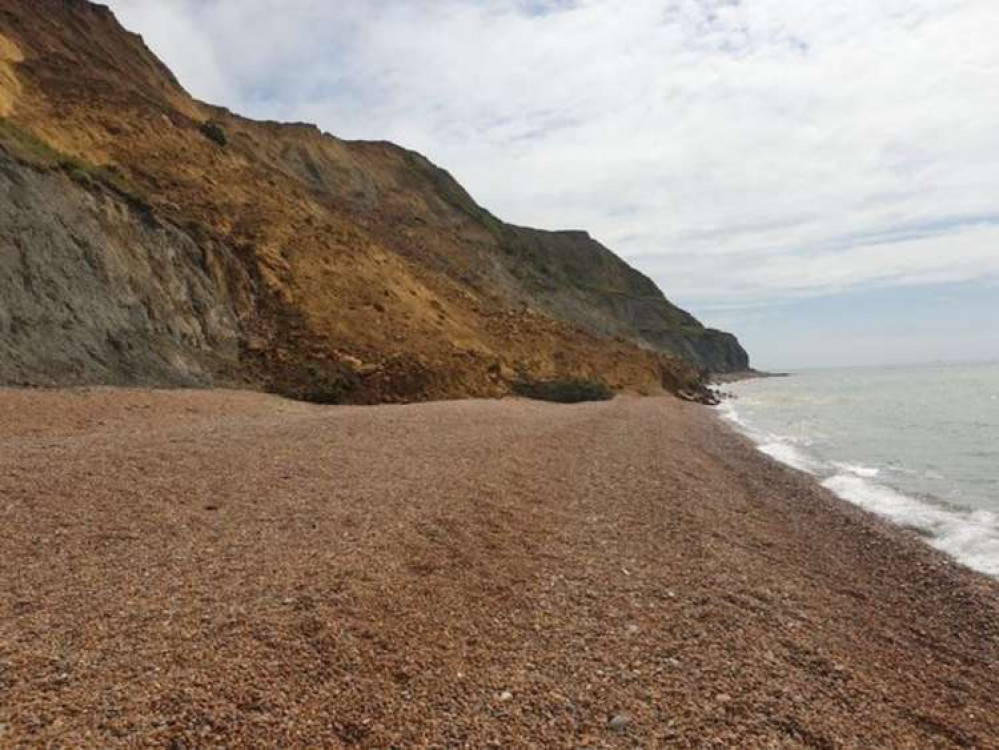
left=1, top=388, right=997, bottom=748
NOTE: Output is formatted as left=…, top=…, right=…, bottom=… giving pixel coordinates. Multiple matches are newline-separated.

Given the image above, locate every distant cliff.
left=0, top=0, right=748, bottom=403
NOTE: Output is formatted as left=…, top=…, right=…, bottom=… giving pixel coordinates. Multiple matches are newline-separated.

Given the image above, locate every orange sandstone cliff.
left=0, top=0, right=748, bottom=403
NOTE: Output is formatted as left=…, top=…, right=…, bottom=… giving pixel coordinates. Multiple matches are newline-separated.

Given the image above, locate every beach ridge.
left=1, top=388, right=996, bottom=747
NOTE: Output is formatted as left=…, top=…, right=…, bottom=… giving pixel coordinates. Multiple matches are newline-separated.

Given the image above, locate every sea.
left=719, top=362, right=999, bottom=577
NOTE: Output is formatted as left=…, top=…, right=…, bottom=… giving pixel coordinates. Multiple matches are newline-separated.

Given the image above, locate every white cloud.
left=105, top=0, right=999, bottom=311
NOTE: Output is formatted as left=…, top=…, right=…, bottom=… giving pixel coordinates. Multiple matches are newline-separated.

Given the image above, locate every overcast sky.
left=105, top=0, right=999, bottom=370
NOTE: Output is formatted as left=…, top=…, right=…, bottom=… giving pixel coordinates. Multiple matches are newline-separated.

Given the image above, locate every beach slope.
left=1, top=389, right=997, bottom=747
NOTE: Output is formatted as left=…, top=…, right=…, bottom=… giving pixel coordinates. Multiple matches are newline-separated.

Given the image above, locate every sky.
left=104, top=0, right=999, bottom=370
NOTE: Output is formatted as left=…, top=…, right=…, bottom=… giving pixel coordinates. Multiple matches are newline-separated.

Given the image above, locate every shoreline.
left=717, top=367, right=999, bottom=579
left=710, top=369, right=791, bottom=384
left=2, top=388, right=997, bottom=747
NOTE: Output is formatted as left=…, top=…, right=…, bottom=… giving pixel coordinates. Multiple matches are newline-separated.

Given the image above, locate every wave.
left=758, top=442, right=820, bottom=474
left=830, top=461, right=880, bottom=478
left=822, top=474, right=999, bottom=577
left=719, top=402, right=821, bottom=474
left=719, top=400, right=999, bottom=578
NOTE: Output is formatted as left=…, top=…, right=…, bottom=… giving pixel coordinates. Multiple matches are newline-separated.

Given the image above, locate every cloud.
left=105, top=0, right=999, bottom=312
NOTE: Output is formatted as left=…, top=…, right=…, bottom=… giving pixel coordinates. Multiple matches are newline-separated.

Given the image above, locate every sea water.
left=720, top=363, right=999, bottom=577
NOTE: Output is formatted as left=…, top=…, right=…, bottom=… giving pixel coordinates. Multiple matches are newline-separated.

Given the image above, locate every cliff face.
left=0, top=0, right=748, bottom=403
left=0, top=148, right=249, bottom=387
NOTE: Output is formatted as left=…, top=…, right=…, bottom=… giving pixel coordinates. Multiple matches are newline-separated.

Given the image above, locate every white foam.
left=722, top=401, right=817, bottom=474
left=722, top=401, right=821, bottom=475
left=717, top=398, right=999, bottom=578
left=831, top=461, right=880, bottom=478
left=758, top=442, right=821, bottom=475
left=822, top=474, right=999, bottom=577
left=717, top=401, right=748, bottom=430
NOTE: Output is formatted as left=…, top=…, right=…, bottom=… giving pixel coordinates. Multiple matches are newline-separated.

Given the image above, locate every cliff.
left=0, top=0, right=748, bottom=403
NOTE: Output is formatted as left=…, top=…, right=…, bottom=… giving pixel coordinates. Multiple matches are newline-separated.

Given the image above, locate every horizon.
left=759, top=357, right=999, bottom=375
left=105, top=0, right=999, bottom=370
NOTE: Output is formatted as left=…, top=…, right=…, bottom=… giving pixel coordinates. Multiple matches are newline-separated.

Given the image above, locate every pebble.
left=3, top=389, right=996, bottom=747
left=608, top=714, right=630, bottom=732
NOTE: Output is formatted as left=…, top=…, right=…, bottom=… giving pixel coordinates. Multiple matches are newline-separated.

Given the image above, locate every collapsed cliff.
left=0, top=0, right=749, bottom=403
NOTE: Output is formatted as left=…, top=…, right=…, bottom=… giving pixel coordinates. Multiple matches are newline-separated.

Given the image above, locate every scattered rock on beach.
left=608, top=713, right=630, bottom=732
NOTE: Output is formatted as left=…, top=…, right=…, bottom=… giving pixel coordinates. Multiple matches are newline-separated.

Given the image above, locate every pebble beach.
left=1, top=389, right=997, bottom=747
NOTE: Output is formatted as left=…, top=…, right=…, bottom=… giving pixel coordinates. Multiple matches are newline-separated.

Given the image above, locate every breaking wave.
left=719, top=400, right=999, bottom=577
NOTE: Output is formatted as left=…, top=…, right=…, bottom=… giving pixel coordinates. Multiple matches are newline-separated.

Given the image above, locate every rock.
left=498, top=690, right=513, bottom=702
left=0, top=148, right=248, bottom=391
left=608, top=714, right=630, bottom=732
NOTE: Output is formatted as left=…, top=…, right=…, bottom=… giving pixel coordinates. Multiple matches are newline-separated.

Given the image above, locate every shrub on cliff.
left=512, top=377, right=614, bottom=404
left=199, top=121, right=227, bottom=147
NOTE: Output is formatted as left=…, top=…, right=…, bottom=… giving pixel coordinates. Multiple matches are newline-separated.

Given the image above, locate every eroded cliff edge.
left=0, top=0, right=748, bottom=403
